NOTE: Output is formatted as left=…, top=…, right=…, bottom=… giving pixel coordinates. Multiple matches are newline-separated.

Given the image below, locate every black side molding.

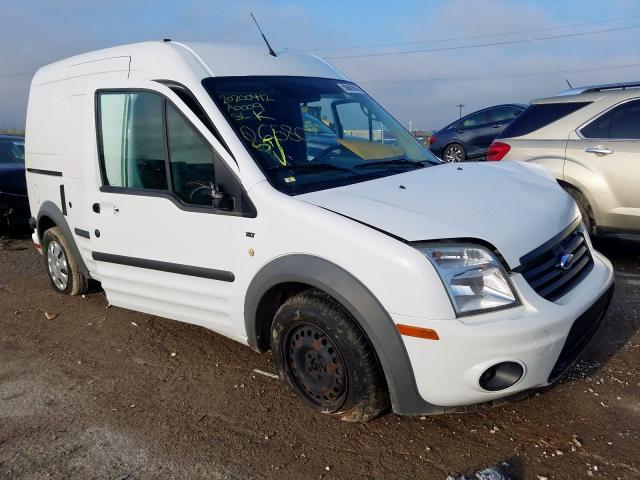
left=60, top=185, right=67, bottom=216
left=74, top=228, right=90, bottom=239
left=27, top=168, right=63, bottom=177
left=92, top=252, right=235, bottom=282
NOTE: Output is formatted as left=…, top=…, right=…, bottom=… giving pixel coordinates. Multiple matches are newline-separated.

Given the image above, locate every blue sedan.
left=429, top=104, right=526, bottom=162
left=0, top=135, right=30, bottom=231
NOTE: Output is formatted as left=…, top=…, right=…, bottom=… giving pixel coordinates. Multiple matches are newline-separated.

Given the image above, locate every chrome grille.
left=517, top=224, right=593, bottom=301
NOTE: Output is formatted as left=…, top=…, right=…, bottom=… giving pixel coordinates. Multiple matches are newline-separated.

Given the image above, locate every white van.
left=25, top=41, right=614, bottom=421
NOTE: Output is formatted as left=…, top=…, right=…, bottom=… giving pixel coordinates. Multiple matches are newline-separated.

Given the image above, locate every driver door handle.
left=92, top=202, right=119, bottom=215
left=585, top=145, right=614, bottom=155
left=492, top=124, right=502, bottom=128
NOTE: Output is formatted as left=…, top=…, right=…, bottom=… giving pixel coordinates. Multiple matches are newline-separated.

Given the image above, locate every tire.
left=442, top=143, right=466, bottom=162
left=563, top=185, right=595, bottom=234
left=41, top=226, right=88, bottom=295
left=270, top=289, right=389, bottom=422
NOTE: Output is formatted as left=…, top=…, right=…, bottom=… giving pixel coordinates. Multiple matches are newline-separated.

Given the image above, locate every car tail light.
left=429, top=135, right=437, bottom=146
left=487, top=141, right=511, bottom=161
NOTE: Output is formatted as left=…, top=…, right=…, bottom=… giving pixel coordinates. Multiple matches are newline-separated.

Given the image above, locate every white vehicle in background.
left=25, top=40, right=614, bottom=421
left=488, top=81, right=640, bottom=240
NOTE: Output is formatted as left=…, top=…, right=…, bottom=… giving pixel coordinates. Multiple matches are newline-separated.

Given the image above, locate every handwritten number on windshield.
left=221, top=92, right=308, bottom=166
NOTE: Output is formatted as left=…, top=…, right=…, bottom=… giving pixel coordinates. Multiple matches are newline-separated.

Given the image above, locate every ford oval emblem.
left=559, top=253, right=575, bottom=270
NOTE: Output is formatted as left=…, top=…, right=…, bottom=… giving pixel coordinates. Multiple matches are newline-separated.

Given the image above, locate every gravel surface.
left=0, top=236, right=638, bottom=479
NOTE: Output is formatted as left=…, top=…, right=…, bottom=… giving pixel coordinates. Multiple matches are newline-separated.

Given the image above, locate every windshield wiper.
left=354, top=159, right=431, bottom=170
left=268, top=163, right=356, bottom=174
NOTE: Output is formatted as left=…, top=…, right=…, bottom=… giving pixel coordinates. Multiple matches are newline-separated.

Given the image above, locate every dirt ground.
left=0, top=236, right=638, bottom=480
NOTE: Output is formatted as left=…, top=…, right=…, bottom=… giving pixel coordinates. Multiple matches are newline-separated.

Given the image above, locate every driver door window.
left=98, top=90, right=229, bottom=209
left=167, top=103, right=216, bottom=206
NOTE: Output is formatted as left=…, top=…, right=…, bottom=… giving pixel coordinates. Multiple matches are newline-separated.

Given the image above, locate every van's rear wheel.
left=270, top=290, right=389, bottom=422
left=42, top=227, right=88, bottom=295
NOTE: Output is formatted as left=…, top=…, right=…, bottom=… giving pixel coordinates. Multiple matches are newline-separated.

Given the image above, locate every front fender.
left=244, top=254, right=443, bottom=415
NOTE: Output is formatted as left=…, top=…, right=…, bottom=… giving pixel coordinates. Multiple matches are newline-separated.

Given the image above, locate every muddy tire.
left=41, top=227, right=88, bottom=296
left=270, top=289, right=389, bottom=422
left=563, top=185, right=595, bottom=234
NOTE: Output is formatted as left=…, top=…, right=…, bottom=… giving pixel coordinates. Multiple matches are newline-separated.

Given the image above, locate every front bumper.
left=396, top=249, right=614, bottom=408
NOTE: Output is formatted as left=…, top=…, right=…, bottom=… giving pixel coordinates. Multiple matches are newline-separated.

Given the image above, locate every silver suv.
left=488, top=81, right=640, bottom=240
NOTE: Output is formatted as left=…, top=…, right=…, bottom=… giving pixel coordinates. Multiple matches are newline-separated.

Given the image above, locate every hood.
left=298, top=161, right=577, bottom=268
left=0, top=163, right=27, bottom=195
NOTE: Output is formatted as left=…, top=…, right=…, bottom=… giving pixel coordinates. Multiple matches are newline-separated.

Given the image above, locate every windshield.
left=0, top=138, right=25, bottom=164
left=203, top=76, right=440, bottom=195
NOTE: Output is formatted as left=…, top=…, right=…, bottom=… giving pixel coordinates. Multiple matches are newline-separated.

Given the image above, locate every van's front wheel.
left=41, top=227, right=88, bottom=295
left=270, top=290, right=389, bottom=422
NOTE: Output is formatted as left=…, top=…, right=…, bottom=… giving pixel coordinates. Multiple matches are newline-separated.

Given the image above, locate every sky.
left=2, top=0, right=640, bottom=131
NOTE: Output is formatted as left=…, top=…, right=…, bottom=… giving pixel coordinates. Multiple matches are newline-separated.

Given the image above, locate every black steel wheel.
left=271, top=289, right=389, bottom=422
left=284, top=322, right=347, bottom=410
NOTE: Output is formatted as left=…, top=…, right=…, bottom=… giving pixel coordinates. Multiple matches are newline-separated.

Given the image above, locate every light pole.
left=456, top=104, right=465, bottom=118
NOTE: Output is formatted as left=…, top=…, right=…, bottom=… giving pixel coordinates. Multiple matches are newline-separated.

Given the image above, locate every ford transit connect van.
left=25, top=41, right=614, bottom=421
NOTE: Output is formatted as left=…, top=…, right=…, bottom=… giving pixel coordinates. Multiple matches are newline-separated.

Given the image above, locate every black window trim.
left=577, top=96, right=640, bottom=142
left=94, top=87, right=257, bottom=218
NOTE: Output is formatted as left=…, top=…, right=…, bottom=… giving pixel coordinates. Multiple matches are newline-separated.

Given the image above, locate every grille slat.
left=570, top=243, right=588, bottom=263
left=537, top=255, right=590, bottom=298
left=562, top=233, right=584, bottom=255
left=517, top=224, right=593, bottom=302
left=523, top=255, right=562, bottom=280
left=528, top=244, right=589, bottom=290
left=528, top=265, right=565, bottom=290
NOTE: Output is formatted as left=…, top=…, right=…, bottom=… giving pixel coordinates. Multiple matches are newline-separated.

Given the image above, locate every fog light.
left=479, top=362, right=524, bottom=391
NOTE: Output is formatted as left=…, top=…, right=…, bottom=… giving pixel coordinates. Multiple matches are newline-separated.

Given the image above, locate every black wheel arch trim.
left=36, top=201, right=90, bottom=278
left=244, top=254, right=444, bottom=415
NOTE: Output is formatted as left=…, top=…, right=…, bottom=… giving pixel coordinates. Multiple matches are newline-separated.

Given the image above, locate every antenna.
left=566, top=79, right=573, bottom=89
left=250, top=12, right=277, bottom=57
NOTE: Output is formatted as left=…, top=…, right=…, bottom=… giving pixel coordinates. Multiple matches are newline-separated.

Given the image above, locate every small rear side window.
left=499, top=102, right=590, bottom=138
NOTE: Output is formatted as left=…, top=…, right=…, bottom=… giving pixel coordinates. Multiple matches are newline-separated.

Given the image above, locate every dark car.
left=429, top=104, right=526, bottom=162
left=0, top=135, right=29, bottom=231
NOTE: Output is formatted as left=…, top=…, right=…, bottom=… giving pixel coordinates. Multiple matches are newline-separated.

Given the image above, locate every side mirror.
left=211, top=187, right=235, bottom=211
left=185, top=181, right=235, bottom=211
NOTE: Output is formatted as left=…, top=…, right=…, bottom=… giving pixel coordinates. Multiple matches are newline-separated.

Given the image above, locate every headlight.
left=416, top=244, right=518, bottom=316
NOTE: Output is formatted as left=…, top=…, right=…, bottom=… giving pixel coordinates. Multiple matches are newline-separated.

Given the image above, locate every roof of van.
left=32, top=41, right=349, bottom=85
